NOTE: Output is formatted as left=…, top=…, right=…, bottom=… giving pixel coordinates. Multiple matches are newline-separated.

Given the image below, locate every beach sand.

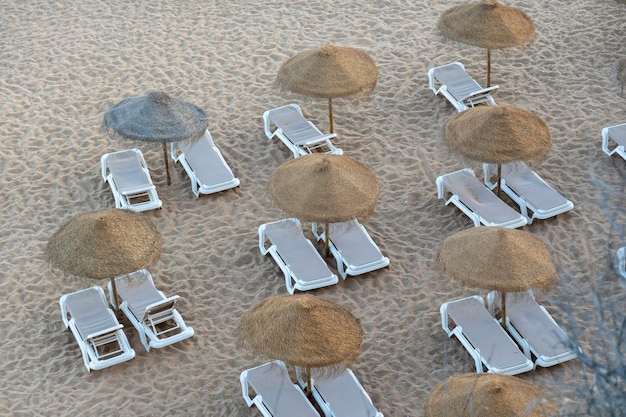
left=1, top=0, right=625, bottom=415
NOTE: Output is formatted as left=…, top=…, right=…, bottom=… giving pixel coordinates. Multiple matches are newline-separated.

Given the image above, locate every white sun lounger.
left=109, top=269, right=194, bottom=352
left=259, top=218, right=339, bottom=294
left=59, top=286, right=135, bottom=372
left=311, top=220, right=389, bottom=279
left=441, top=295, right=534, bottom=375
left=428, top=62, right=498, bottom=112
left=601, top=122, right=626, bottom=159
left=241, top=360, right=321, bottom=417
left=436, top=168, right=528, bottom=228
left=101, top=148, right=162, bottom=212
left=618, top=247, right=626, bottom=281
left=263, top=103, right=343, bottom=158
left=487, top=291, right=580, bottom=368
left=296, top=367, right=384, bottom=417
left=170, top=130, right=240, bottom=197
left=483, top=162, right=574, bottom=224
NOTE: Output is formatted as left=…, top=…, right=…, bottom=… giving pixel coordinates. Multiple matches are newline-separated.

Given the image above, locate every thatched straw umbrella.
left=437, top=227, right=557, bottom=325
left=439, top=0, right=536, bottom=86
left=425, top=373, right=559, bottom=417
left=238, top=294, right=363, bottom=395
left=46, top=209, right=162, bottom=309
left=278, top=44, right=378, bottom=133
left=268, top=154, right=379, bottom=256
left=103, top=91, right=208, bottom=185
left=444, top=104, right=551, bottom=196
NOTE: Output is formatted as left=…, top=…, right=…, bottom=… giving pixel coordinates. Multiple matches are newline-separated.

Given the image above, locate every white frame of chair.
left=601, top=122, right=626, bottom=159
left=101, top=148, right=162, bottom=212
left=428, top=62, right=498, bottom=112
left=170, top=130, right=240, bottom=197
left=263, top=103, right=343, bottom=158
left=59, top=286, right=135, bottom=372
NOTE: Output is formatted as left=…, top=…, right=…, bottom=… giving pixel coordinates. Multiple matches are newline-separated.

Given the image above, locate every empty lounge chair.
left=263, top=104, right=343, bottom=158
left=170, top=130, right=240, bottom=197
left=109, top=269, right=194, bottom=352
left=259, top=218, right=339, bottom=294
left=59, top=286, right=135, bottom=372
left=483, top=162, right=574, bottom=224
left=601, top=122, right=626, bottom=160
left=436, top=168, right=528, bottom=228
left=428, top=62, right=498, bottom=112
left=441, top=295, right=534, bottom=375
left=101, top=148, right=162, bottom=212
left=241, top=360, right=320, bottom=417
left=311, top=220, right=389, bottom=279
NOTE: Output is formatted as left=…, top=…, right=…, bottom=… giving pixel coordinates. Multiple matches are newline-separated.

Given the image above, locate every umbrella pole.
left=328, top=98, right=334, bottom=133
left=304, top=367, right=312, bottom=397
left=324, top=222, right=330, bottom=258
left=501, top=292, right=507, bottom=328
left=487, top=49, right=492, bottom=87
left=496, top=163, right=502, bottom=197
left=110, top=277, right=119, bottom=310
left=163, top=142, right=171, bottom=185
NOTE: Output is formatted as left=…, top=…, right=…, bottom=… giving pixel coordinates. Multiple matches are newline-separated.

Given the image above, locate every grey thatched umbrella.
left=437, top=227, right=557, bottom=325
left=425, top=373, right=559, bottom=417
left=278, top=44, right=378, bottom=133
left=268, top=153, right=379, bottom=255
left=439, top=0, right=536, bottom=86
left=444, top=104, right=551, bottom=196
left=103, top=91, right=208, bottom=185
left=46, top=208, right=162, bottom=309
left=238, top=294, right=363, bottom=395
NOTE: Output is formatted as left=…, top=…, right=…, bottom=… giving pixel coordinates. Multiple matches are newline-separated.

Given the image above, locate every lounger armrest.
left=302, top=133, right=337, bottom=145
left=85, top=323, right=124, bottom=340
left=457, top=85, right=499, bottom=102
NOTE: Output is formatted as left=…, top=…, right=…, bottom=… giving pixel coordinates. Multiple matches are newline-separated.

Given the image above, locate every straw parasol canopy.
left=46, top=208, right=162, bottom=307
left=238, top=294, right=363, bottom=393
left=445, top=104, right=551, bottom=195
left=103, top=91, right=208, bottom=184
left=424, top=373, right=559, bottom=417
left=437, top=227, right=557, bottom=323
left=439, top=0, right=536, bottom=86
left=277, top=44, right=378, bottom=133
left=268, top=154, right=379, bottom=255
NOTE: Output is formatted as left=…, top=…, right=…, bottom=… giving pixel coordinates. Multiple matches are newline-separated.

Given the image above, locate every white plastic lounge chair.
left=170, top=130, right=240, bottom=197
left=59, top=286, right=135, bottom=372
left=109, top=269, right=194, bottom=352
left=428, top=62, right=498, bottom=112
left=601, top=122, right=626, bottom=159
left=259, top=218, right=339, bottom=294
left=487, top=291, right=580, bottom=368
left=101, top=148, right=162, bottom=212
left=263, top=103, right=343, bottom=158
left=483, top=162, right=574, bottom=224
left=618, top=247, right=626, bottom=280
left=296, top=367, right=384, bottom=417
left=436, top=168, right=528, bottom=228
left=241, top=360, right=321, bottom=417
left=441, top=295, right=534, bottom=375
left=311, top=220, right=389, bottom=279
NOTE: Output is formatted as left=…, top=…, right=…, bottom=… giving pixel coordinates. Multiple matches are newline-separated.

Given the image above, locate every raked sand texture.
left=1, top=1, right=625, bottom=416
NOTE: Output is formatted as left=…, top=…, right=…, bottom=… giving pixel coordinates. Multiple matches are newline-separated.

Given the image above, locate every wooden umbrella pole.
left=163, top=142, right=171, bottom=185
left=110, top=277, right=119, bottom=310
left=305, top=367, right=312, bottom=397
left=324, top=222, right=330, bottom=258
left=328, top=98, right=334, bottom=133
left=487, top=49, right=492, bottom=87
left=496, top=163, right=502, bottom=197
left=501, top=292, right=507, bottom=329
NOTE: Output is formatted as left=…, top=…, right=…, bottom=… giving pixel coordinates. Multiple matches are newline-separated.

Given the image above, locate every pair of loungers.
left=441, top=292, right=579, bottom=375
left=241, top=360, right=383, bottom=417
left=437, top=164, right=574, bottom=227
left=259, top=218, right=389, bottom=294
left=59, top=270, right=194, bottom=372
left=101, top=130, right=239, bottom=210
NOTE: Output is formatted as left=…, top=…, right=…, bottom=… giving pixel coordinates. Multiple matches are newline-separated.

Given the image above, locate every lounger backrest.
left=269, top=106, right=324, bottom=145
left=314, top=369, right=379, bottom=417
left=442, top=169, right=522, bottom=225
left=446, top=296, right=530, bottom=372
left=328, top=220, right=383, bottom=265
left=501, top=163, right=570, bottom=209
left=433, top=63, right=483, bottom=101
left=246, top=362, right=319, bottom=417
left=264, top=219, right=333, bottom=281
left=115, top=271, right=165, bottom=321
left=66, top=288, right=118, bottom=341
left=106, top=150, right=151, bottom=192
left=178, top=131, right=236, bottom=184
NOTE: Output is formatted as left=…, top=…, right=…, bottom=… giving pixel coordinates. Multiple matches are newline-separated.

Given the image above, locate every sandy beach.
left=1, top=0, right=625, bottom=415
